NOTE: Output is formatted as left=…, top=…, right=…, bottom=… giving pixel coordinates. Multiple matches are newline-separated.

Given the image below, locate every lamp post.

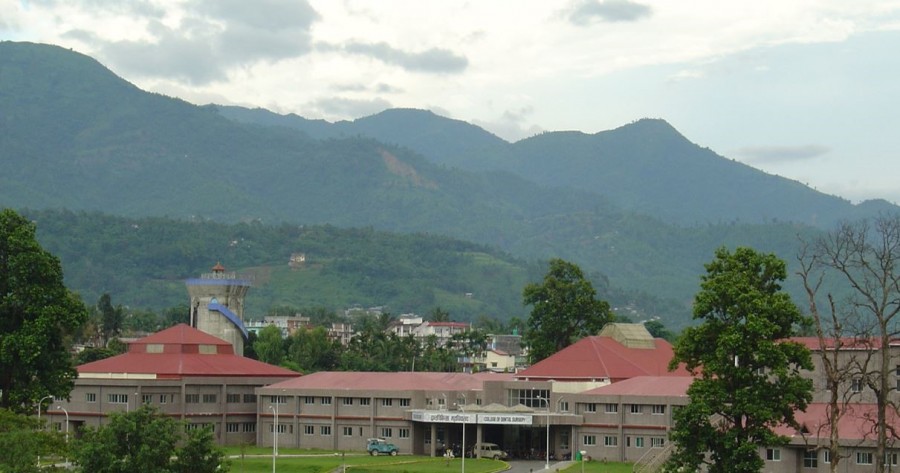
left=537, top=395, right=549, bottom=470
left=36, top=395, right=52, bottom=466
left=56, top=406, right=69, bottom=466
left=269, top=403, right=279, bottom=473
left=458, top=404, right=466, bottom=473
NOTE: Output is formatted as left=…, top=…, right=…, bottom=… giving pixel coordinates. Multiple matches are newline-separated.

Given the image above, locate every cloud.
left=66, top=0, right=319, bottom=85
left=567, top=0, right=652, bottom=25
left=472, top=106, right=544, bottom=142
left=318, top=41, right=468, bottom=74
left=734, top=145, right=831, bottom=164
left=310, top=96, right=392, bottom=120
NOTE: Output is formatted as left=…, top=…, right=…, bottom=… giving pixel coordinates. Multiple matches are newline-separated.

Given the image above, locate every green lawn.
left=223, top=448, right=633, bottom=473
left=224, top=449, right=506, bottom=473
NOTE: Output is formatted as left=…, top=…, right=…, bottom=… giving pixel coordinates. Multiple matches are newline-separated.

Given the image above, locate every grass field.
left=223, top=447, right=633, bottom=473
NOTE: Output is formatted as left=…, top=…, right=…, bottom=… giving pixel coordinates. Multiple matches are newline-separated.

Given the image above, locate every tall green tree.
left=0, top=408, right=65, bottom=473
left=73, top=405, right=227, bottom=473
left=97, top=293, right=124, bottom=345
left=522, top=258, right=612, bottom=363
left=0, top=208, right=89, bottom=411
left=666, top=247, right=813, bottom=473
left=252, top=324, right=286, bottom=366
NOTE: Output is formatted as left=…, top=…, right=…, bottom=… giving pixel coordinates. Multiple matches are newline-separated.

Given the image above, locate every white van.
left=471, top=442, right=508, bottom=460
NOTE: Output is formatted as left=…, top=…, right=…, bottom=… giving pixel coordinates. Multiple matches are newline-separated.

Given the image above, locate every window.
left=85, top=393, right=96, bottom=403
left=320, top=426, right=332, bottom=436
left=243, top=422, right=256, bottom=433
left=604, top=403, right=617, bottom=414
left=558, top=401, right=569, bottom=412
left=227, top=423, right=240, bottom=433
left=343, top=427, right=354, bottom=436
left=108, top=394, right=129, bottom=404
left=321, top=397, right=332, bottom=405
left=651, top=405, right=666, bottom=415
left=399, top=428, right=410, bottom=439
left=270, top=395, right=287, bottom=404
left=244, top=394, right=257, bottom=403
left=885, top=452, right=898, bottom=466
left=270, top=424, right=288, bottom=434
left=146, top=343, right=164, bottom=353
left=360, top=398, right=371, bottom=406
left=604, top=436, right=618, bottom=447
left=185, top=394, right=200, bottom=404
left=635, top=437, right=645, bottom=448
left=304, top=396, right=315, bottom=405
left=803, top=450, right=818, bottom=468
left=824, top=450, right=831, bottom=464
left=304, top=425, right=314, bottom=435
left=142, top=394, right=152, bottom=404
left=583, top=435, right=597, bottom=446
left=651, top=437, right=665, bottom=448
left=381, top=428, right=393, bottom=438
left=227, top=394, right=241, bottom=403
left=851, top=378, right=863, bottom=393
left=186, top=423, right=212, bottom=432
left=342, top=397, right=353, bottom=406
left=159, top=394, right=173, bottom=404
left=399, top=398, right=410, bottom=407
left=630, top=404, right=643, bottom=414
left=585, top=403, right=597, bottom=413
left=507, top=388, right=550, bottom=408
left=766, top=448, right=781, bottom=461
left=560, top=431, right=569, bottom=449
left=202, top=394, right=217, bottom=403
left=381, top=398, right=393, bottom=407
left=857, top=452, right=873, bottom=465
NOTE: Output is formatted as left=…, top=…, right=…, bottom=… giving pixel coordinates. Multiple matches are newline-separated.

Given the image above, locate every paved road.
left=505, top=459, right=576, bottom=473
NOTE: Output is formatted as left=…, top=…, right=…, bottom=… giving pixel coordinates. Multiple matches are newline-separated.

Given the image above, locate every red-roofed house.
left=48, top=324, right=298, bottom=445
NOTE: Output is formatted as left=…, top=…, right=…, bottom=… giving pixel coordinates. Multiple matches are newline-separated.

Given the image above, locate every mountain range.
left=1, top=41, right=894, bottom=329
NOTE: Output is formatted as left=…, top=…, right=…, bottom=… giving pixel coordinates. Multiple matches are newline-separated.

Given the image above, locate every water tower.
left=185, top=263, right=251, bottom=355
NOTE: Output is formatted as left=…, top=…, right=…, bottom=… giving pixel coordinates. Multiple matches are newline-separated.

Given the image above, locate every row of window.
left=269, top=395, right=412, bottom=407
left=86, top=393, right=257, bottom=404
left=582, top=435, right=665, bottom=448
left=584, top=403, right=667, bottom=415
left=268, top=424, right=410, bottom=439
left=767, top=448, right=897, bottom=467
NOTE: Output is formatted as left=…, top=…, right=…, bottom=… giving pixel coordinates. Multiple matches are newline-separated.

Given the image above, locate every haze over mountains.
left=2, top=41, right=894, bottom=328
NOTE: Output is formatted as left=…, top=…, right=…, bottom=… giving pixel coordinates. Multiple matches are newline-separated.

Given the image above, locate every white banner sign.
left=477, top=414, right=533, bottom=425
left=411, top=410, right=533, bottom=425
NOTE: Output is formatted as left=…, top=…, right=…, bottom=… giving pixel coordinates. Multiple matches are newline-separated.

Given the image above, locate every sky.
left=3, top=0, right=900, bottom=204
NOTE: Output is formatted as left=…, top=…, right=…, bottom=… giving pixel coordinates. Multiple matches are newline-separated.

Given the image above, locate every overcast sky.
left=4, top=0, right=900, bottom=204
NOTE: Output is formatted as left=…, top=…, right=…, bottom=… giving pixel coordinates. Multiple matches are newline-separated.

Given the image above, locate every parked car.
left=366, top=438, right=399, bottom=456
left=470, top=442, right=508, bottom=460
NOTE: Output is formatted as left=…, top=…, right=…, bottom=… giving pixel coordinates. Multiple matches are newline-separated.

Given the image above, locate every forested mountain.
left=1, top=41, right=885, bottom=329
left=218, top=107, right=895, bottom=228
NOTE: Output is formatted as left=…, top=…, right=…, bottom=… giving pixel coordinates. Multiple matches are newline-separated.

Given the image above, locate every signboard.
left=477, top=414, right=532, bottom=425
left=411, top=410, right=476, bottom=423
left=411, top=410, right=533, bottom=425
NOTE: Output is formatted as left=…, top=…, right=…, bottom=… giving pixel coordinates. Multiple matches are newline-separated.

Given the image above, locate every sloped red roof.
left=515, top=336, right=688, bottom=381
left=776, top=403, right=899, bottom=442
left=263, top=371, right=485, bottom=392
left=580, top=375, right=694, bottom=397
left=78, top=324, right=298, bottom=379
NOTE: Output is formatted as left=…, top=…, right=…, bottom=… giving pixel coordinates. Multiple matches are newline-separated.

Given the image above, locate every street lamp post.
left=56, top=406, right=69, bottom=466
left=269, top=403, right=279, bottom=473
left=36, top=395, right=52, bottom=466
left=458, top=404, right=466, bottom=473
left=537, top=396, right=549, bottom=470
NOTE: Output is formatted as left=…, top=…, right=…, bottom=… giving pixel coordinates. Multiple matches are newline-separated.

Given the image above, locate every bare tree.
left=800, top=216, right=900, bottom=473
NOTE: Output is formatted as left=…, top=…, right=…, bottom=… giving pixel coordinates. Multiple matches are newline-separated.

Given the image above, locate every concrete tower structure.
left=185, top=263, right=251, bottom=355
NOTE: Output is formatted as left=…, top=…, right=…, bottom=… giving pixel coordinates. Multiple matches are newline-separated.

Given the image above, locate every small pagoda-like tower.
left=185, top=263, right=251, bottom=355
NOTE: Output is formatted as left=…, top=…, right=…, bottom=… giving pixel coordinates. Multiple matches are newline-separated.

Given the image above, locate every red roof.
left=789, top=336, right=897, bottom=351
left=777, top=403, right=899, bottom=443
left=580, top=375, right=694, bottom=397
left=263, top=371, right=485, bottom=392
left=78, top=324, right=298, bottom=379
left=515, top=335, right=689, bottom=381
